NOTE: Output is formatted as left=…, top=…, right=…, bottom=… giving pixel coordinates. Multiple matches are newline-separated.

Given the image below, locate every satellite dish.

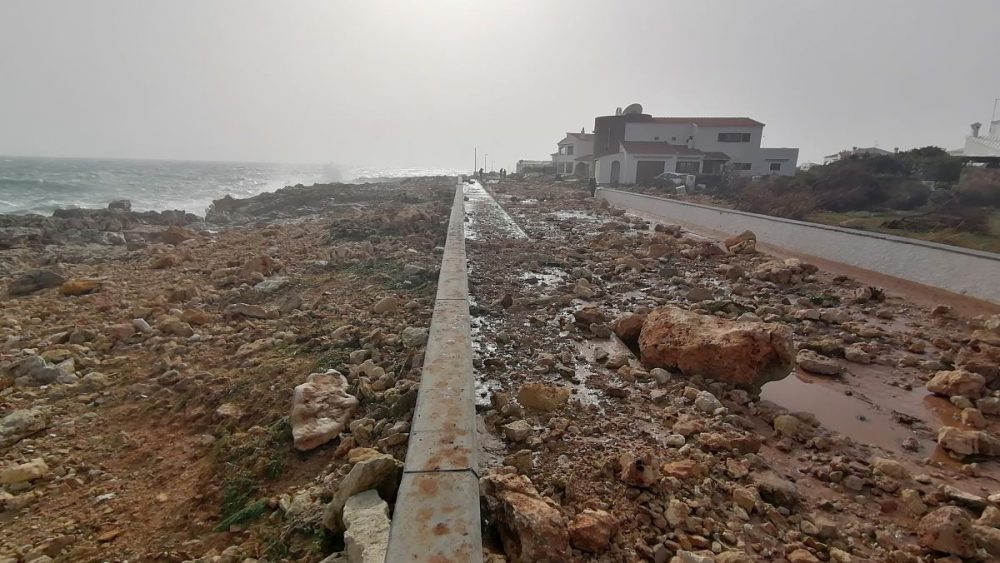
left=622, top=103, right=643, bottom=115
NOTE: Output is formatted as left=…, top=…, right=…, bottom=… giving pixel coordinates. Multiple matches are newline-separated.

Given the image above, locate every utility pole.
left=474, top=147, right=477, bottom=174
left=992, top=98, right=1000, bottom=124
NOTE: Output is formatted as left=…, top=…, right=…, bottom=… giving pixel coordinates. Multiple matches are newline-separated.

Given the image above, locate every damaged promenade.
left=1, top=176, right=1000, bottom=562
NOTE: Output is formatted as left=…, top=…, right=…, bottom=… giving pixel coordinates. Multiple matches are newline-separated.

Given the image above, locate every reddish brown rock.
left=618, top=452, right=659, bottom=488
left=638, top=306, right=794, bottom=389
left=568, top=509, right=617, bottom=553
left=480, top=472, right=569, bottom=562
left=58, top=279, right=102, bottom=296
left=613, top=312, right=647, bottom=346
left=723, top=230, right=756, bottom=254
left=918, top=506, right=977, bottom=558
left=517, top=383, right=569, bottom=412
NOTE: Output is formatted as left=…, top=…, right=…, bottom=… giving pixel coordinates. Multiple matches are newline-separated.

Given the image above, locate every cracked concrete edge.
left=387, top=181, right=483, bottom=562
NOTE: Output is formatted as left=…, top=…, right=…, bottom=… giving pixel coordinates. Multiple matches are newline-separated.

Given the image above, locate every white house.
left=823, top=146, right=892, bottom=165
left=590, top=104, right=798, bottom=185
left=551, top=130, right=594, bottom=177
left=953, top=121, right=1000, bottom=158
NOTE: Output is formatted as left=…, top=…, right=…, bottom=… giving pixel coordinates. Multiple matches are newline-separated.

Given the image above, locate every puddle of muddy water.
left=760, top=367, right=978, bottom=463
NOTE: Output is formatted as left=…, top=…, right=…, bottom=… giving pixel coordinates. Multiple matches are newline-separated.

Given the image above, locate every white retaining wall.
left=596, top=188, right=1000, bottom=304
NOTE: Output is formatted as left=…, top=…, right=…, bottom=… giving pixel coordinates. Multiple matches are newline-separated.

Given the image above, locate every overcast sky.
left=1, top=0, right=998, bottom=169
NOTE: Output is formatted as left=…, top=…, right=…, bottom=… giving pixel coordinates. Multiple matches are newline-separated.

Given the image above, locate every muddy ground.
left=470, top=178, right=1000, bottom=562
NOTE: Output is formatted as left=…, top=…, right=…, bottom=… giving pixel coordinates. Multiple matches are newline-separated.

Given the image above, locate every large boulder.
left=638, top=307, right=794, bottom=389
left=290, top=370, right=359, bottom=451
left=918, top=506, right=977, bottom=558
left=926, top=369, right=986, bottom=398
left=480, top=472, right=569, bottom=562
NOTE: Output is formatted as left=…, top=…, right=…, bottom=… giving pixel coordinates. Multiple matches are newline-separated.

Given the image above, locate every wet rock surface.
left=469, top=178, right=1000, bottom=562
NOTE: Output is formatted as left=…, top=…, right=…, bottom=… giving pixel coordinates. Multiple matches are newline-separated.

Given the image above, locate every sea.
left=0, top=156, right=463, bottom=217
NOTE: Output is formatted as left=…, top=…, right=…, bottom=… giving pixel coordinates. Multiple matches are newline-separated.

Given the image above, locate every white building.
left=953, top=121, right=1000, bottom=158
left=590, top=105, right=798, bottom=185
left=823, top=146, right=892, bottom=165
left=551, top=130, right=594, bottom=177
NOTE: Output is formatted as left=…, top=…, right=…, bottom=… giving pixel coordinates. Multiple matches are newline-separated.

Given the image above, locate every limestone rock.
left=372, top=296, right=403, bottom=314
left=872, top=457, right=910, bottom=480
left=323, top=451, right=402, bottom=531
left=291, top=370, right=359, bottom=451
left=503, top=420, right=532, bottom=442
left=517, top=383, right=569, bottom=412
left=0, top=408, right=50, bottom=447
left=399, top=326, right=428, bottom=348
left=0, top=458, right=49, bottom=485
left=973, top=523, right=1000, bottom=556
left=7, top=270, right=65, bottom=296
left=639, top=306, right=794, bottom=389
left=926, top=369, right=985, bottom=398
left=796, top=349, right=842, bottom=375
left=480, top=472, right=569, bottom=562
left=918, top=506, right=977, bottom=558
left=342, top=490, right=390, bottom=563
left=752, top=471, right=800, bottom=507
left=937, top=426, right=1000, bottom=457
left=568, top=509, right=616, bottom=553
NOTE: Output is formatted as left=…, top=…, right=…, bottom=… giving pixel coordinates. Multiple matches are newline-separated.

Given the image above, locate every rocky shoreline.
left=2, top=175, right=999, bottom=562
left=0, top=178, right=453, bottom=561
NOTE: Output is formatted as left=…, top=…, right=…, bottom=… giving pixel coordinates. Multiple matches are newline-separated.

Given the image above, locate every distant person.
left=479, top=167, right=484, bottom=180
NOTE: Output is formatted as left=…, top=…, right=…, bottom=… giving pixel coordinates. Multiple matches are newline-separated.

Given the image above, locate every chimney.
left=971, top=122, right=982, bottom=138
left=581, top=127, right=585, bottom=134
left=686, top=136, right=695, bottom=149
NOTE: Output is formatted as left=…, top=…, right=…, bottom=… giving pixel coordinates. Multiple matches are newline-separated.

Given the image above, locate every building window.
left=676, top=161, right=700, bottom=174
left=562, top=162, right=573, bottom=174
left=718, top=133, right=752, bottom=143
left=733, top=163, right=752, bottom=170
left=560, top=145, right=574, bottom=155
left=769, top=162, right=782, bottom=171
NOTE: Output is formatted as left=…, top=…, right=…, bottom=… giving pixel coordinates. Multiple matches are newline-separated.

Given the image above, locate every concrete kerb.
left=386, top=182, right=483, bottom=562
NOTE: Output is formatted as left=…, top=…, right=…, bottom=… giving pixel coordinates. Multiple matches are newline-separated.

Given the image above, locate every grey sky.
left=1, top=0, right=998, bottom=169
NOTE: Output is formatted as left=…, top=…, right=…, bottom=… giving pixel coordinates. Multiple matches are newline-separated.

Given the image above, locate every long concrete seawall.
left=596, top=188, right=1000, bottom=304
left=386, top=183, right=483, bottom=562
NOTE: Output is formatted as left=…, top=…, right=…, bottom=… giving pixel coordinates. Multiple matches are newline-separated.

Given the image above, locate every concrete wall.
left=754, top=147, right=799, bottom=176
left=595, top=188, right=1000, bottom=303
left=386, top=182, right=483, bottom=562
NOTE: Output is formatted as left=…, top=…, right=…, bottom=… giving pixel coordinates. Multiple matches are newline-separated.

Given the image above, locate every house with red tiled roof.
left=551, top=130, right=594, bottom=178
left=590, top=104, right=798, bottom=185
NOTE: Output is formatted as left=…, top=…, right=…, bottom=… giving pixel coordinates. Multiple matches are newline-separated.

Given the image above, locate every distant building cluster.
left=549, top=103, right=798, bottom=185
